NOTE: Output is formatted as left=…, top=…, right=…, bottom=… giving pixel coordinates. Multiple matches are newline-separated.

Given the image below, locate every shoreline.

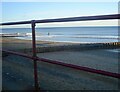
left=1, top=31, right=119, bottom=44
left=2, top=37, right=119, bottom=90
left=1, top=37, right=119, bottom=53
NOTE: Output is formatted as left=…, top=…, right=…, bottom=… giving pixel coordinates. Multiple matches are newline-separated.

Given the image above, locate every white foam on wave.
left=71, top=35, right=119, bottom=39
left=14, top=32, right=119, bottom=43
left=30, top=34, right=119, bottom=39
left=25, top=33, right=32, bottom=36
left=15, top=36, right=118, bottom=44
left=11, top=32, right=119, bottom=39
left=36, top=40, right=90, bottom=43
left=36, top=35, right=54, bottom=38
left=36, top=35, right=64, bottom=38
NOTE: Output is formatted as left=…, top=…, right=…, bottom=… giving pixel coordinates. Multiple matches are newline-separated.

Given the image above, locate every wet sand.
left=2, top=37, right=119, bottom=54
left=1, top=37, right=75, bottom=49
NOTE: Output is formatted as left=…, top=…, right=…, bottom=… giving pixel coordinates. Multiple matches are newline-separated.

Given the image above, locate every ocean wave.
left=35, top=35, right=119, bottom=39
left=30, top=35, right=64, bottom=38
left=25, top=33, right=32, bottom=36
left=26, top=34, right=119, bottom=39
left=4, top=32, right=119, bottom=40
left=71, top=36, right=119, bottom=39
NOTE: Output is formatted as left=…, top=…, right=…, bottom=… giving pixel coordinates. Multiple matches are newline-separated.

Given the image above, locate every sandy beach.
left=2, top=37, right=119, bottom=90
left=2, top=37, right=119, bottom=53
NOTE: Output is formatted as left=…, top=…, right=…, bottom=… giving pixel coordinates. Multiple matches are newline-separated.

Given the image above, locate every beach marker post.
left=31, top=20, right=39, bottom=91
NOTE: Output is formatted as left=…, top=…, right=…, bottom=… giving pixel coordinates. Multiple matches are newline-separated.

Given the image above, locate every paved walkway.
left=2, top=49, right=119, bottom=90
left=37, top=49, right=119, bottom=73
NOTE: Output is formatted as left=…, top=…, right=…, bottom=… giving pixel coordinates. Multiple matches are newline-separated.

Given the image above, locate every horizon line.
left=1, top=26, right=120, bottom=29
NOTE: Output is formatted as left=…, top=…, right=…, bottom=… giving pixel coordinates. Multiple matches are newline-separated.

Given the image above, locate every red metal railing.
left=2, top=49, right=120, bottom=79
left=1, top=14, right=120, bottom=91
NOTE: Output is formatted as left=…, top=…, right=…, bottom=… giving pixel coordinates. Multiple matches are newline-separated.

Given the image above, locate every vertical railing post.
left=31, top=20, right=39, bottom=91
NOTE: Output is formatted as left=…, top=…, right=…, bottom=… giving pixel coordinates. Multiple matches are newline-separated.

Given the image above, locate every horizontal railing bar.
left=0, top=14, right=120, bottom=25
left=35, top=14, right=120, bottom=23
left=0, top=20, right=31, bottom=26
left=2, top=49, right=120, bottom=79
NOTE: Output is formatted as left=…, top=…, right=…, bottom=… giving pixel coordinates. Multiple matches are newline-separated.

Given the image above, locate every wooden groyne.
left=0, top=33, right=26, bottom=37
left=23, top=42, right=120, bottom=53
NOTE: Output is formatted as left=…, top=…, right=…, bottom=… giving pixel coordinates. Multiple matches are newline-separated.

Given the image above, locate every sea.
left=1, top=26, right=119, bottom=43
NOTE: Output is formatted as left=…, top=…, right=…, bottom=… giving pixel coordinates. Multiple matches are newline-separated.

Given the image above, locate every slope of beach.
left=2, top=37, right=119, bottom=90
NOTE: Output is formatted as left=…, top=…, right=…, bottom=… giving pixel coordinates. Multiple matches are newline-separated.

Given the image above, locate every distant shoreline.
left=1, top=26, right=120, bottom=29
